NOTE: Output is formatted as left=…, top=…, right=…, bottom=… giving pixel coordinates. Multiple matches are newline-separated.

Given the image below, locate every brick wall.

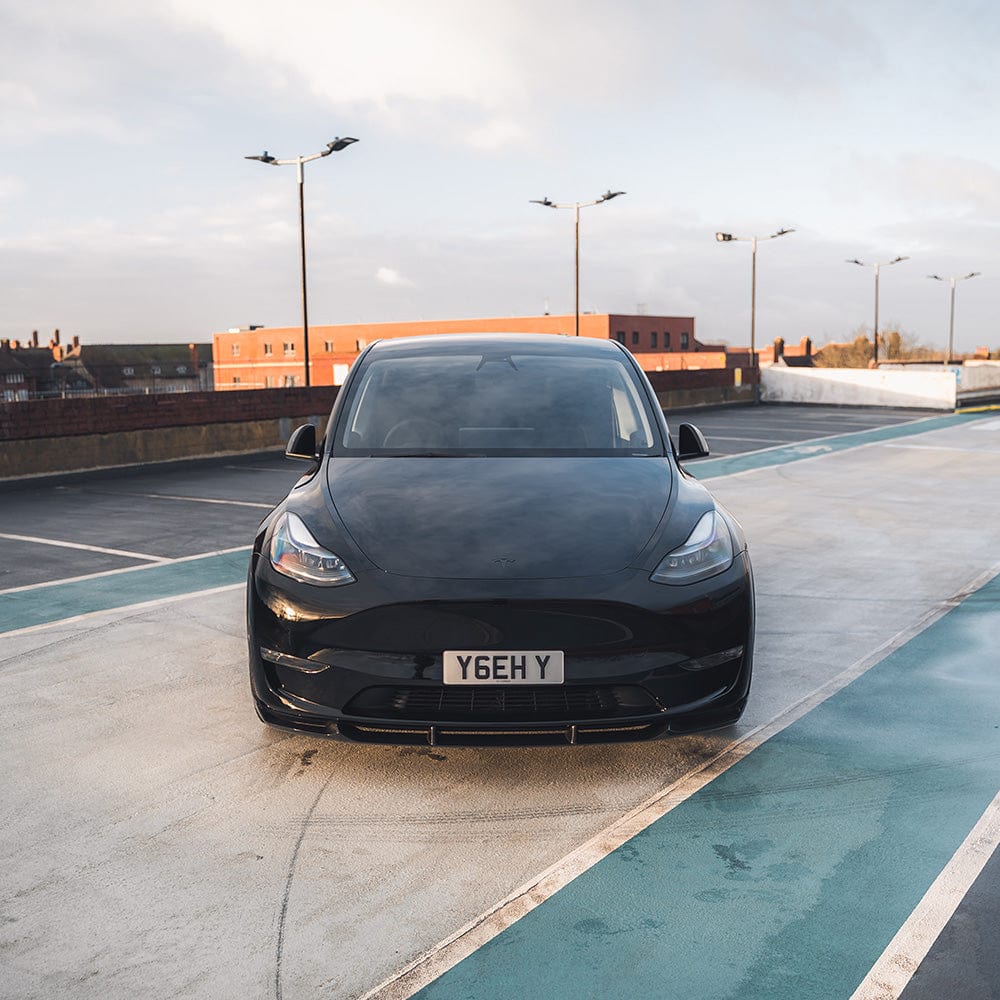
left=646, top=368, right=753, bottom=391
left=0, top=387, right=341, bottom=442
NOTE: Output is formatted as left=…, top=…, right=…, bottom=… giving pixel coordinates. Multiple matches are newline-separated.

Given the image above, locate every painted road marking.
left=363, top=565, right=1000, bottom=1000
left=223, top=464, right=294, bottom=472
left=0, top=545, right=253, bottom=597
left=87, top=490, right=274, bottom=509
left=695, top=434, right=778, bottom=444
left=0, top=547, right=251, bottom=634
left=0, top=531, right=168, bottom=563
left=849, top=791, right=1000, bottom=1000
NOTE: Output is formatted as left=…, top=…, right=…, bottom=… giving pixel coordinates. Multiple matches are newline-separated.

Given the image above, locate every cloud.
left=466, top=118, right=530, bottom=152
left=0, top=173, right=25, bottom=200
left=376, top=266, right=415, bottom=288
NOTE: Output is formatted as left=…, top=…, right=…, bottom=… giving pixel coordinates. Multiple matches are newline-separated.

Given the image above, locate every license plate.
left=443, top=650, right=564, bottom=685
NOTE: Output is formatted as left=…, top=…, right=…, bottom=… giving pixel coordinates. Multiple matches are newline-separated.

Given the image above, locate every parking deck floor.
left=1, top=404, right=998, bottom=1000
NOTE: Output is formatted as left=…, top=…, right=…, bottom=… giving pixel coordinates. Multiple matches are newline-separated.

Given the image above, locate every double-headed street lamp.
left=846, top=255, right=908, bottom=367
left=715, top=227, right=794, bottom=402
left=246, top=137, right=358, bottom=387
left=927, top=271, right=980, bottom=363
left=531, top=190, right=625, bottom=337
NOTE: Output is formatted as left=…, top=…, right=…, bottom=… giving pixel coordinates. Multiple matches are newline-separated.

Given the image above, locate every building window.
left=5, top=372, right=24, bottom=384
left=263, top=343, right=273, bottom=356
left=151, top=366, right=161, bottom=375
left=283, top=342, right=296, bottom=356
left=631, top=331, right=639, bottom=346
left=122, top=366, right=134, bottom=376
left=680, top=333, right=689, bottom=350
left=355, top=339, right=367, bottom=351
left=231, top=344, right=240, bottom=357
left=616, top=331, right=625, bottom=344
left=232, top=376, right=241, bottom=385
left=664, top=332, right=671, bottom=349
left=324, top=341, right=334, bottom=353
left=284, top=374, right=298, bottom=387
left=264, top=376, right=275, bottom=388
left=177, top=365, right=188, bottom=374
left=650, top=332, right=658, bottom=349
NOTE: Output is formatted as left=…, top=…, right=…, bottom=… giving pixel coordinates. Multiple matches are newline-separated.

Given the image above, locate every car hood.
left=327, top=457, right=672, bottom=579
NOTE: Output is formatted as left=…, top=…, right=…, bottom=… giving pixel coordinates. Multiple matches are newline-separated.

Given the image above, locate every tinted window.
left=336, top=351, right=660, bottom=456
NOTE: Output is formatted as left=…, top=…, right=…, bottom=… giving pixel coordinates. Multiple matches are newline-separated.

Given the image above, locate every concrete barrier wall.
left=957, top=361, right=1000, bottom=395
left=0, top=387, right=341, bottom=480
left=0, top=416, right=331, bottom=479
left=761, top=366, right=957, bottom=410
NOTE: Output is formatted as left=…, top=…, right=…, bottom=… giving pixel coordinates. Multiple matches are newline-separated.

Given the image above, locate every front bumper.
left=247, top=553, right=754, bottom=746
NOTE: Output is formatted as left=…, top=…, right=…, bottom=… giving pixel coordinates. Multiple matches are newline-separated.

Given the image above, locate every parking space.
left=0, top=454, right=300, bottom=591
left=2, top=405, right=999, bottom=1000
left=671, top=403, right=928, bottom=457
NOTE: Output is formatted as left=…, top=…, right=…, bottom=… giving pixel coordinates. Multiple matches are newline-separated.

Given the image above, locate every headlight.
left=650, top=510, right=734, bottom=586
left=268, top=511, right=355, bottom=587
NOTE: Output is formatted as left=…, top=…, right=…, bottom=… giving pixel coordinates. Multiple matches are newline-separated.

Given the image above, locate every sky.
left=2, top=0, right=1000, bottom=353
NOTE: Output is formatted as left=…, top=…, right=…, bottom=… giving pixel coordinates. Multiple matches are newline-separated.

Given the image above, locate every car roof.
left=364, top=333, right=627, bottom=358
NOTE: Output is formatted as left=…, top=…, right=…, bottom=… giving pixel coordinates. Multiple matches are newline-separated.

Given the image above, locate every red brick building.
left=212, top=314, right=725, bottom=389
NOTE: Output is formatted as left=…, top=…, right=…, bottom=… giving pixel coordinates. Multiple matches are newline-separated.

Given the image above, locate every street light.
left=715, top=227, right=794, bottom=402
left=927, top=272, right=980, bottom=363
left=846, top=255, right=909, bottom=367
left=246, top=137, right=358, bottom=387
left=530, top=190, right=625, bottom=337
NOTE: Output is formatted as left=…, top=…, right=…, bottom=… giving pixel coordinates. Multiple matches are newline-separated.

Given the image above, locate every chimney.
left=71, top=335, right=80, bottom=351
left=31, top=330, right=39, bottom=347
left=11, top=340, right=20, bottom=350
left=189, top=342, right=199, bottom=370
left=773, top=337, right=785, bottom=361
left=52, top=328, right=60, bottom=346
left=801, top=336, right=812, bottom=358
left=1, top=339, right=9, bottom=350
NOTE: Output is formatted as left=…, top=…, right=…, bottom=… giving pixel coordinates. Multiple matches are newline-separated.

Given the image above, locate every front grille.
left=344, top=684, right=660, bottom=722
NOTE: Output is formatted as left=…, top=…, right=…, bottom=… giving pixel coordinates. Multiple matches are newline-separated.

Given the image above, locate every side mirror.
left=285, top=423, right=318, bottom=461
left=677, top=422, right=710, bottom=461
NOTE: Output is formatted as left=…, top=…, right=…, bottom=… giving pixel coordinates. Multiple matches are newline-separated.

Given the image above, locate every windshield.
left=334, top=350, right=662, bottom=456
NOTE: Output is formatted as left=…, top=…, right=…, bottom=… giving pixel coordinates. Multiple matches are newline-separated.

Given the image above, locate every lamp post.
left=715, top=227, right=794, bottom=402
left=246, top=137, right=358, bottom=386
left=927, top=272, right=980, bottom=363
left=531, top=190, right=625, bottom=337
left=846, top=256, right=908, bottom=367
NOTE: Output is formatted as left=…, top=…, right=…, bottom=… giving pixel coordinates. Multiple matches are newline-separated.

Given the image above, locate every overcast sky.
left=3, top=0, right=999, bottom=353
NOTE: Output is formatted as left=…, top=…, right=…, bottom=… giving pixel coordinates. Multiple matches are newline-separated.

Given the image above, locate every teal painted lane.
left=690, top=410, right=993, bottom=480
left=416, top=574, right=1000, bottom=1000
left=0, top=549, right=250, bottom=634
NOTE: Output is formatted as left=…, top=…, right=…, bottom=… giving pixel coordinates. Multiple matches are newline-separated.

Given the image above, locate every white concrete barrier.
left=957, top=360, right=1000, bottom=396
left=761, top=366, right=957, bottom=409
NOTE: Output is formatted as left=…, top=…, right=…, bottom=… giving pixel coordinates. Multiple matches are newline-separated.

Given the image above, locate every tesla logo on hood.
left=492, top=558, right=517, bottom=567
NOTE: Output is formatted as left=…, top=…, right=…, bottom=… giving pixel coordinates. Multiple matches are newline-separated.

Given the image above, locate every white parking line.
left=0, top=532, right=168, bottom=563
left=222, top=464, right=293, bottom=472
left=849, top=791, right=1000, bottom=1000
left=94, top=490, right=274, bottom=509
left=700, top=434, right=778, bottom=443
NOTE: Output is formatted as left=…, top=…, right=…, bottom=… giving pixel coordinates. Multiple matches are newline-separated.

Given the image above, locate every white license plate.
left=443, top=650, right=564, bottom=685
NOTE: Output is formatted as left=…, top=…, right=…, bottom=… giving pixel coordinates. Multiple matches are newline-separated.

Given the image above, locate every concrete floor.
left=1, top=405, right=998, bottom=1000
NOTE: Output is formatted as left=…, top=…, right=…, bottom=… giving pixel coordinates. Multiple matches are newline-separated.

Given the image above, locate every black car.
left=248, top=333, right=753, bottom=746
